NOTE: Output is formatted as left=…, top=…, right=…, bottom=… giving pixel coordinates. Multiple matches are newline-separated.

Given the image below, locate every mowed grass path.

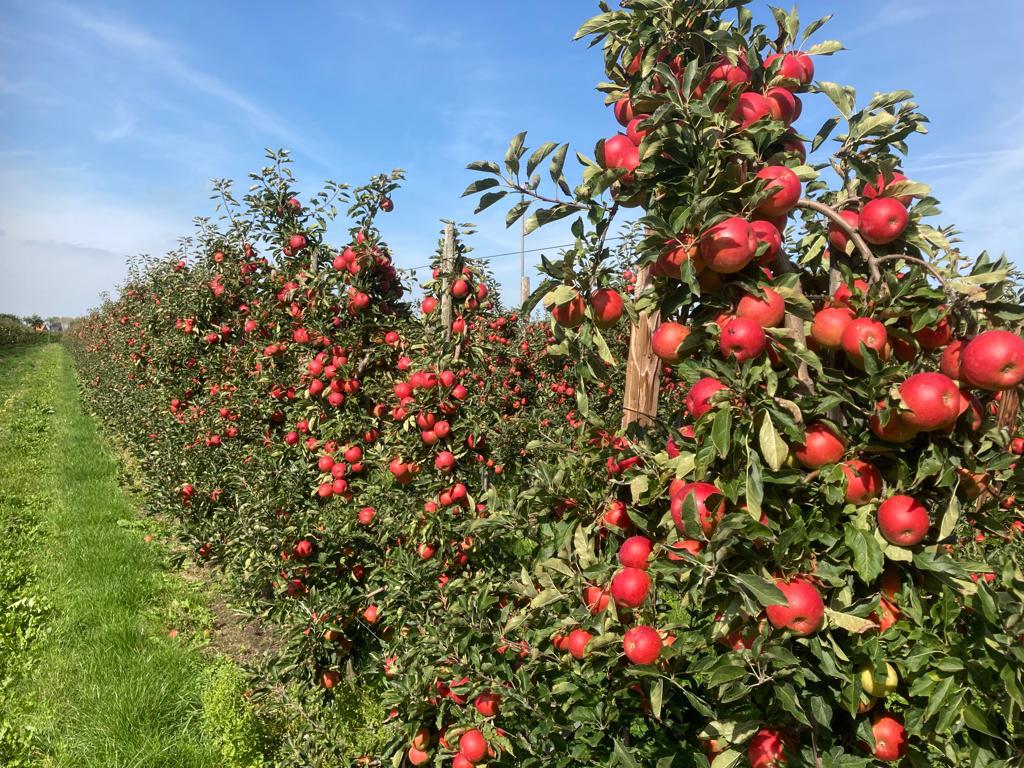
left=0, top=344, right=220, bottom=767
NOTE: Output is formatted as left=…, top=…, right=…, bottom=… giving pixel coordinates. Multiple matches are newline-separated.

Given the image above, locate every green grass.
left=0, top=344, right=223, bottom=767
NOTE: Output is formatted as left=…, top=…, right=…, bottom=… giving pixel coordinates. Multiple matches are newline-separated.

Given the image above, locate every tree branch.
left=773, top=252, right=816, bottom=395
left=796, top=198, right=881, bottom=284
left=874, top=254, right=948, bottom=289
left=509, top=182, right=588, bottom=210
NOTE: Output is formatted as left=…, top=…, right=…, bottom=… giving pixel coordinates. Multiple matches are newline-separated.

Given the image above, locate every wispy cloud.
left=908, top=148, right=1024, bottom=175
left=336, top=6, right=465, bottom=50
left=844, top=2, right=932, bottom=40
left=56, top=3, right=333, bottom=168
left=439, top=105, right=509, bottom=164
left=93, top=101, right=137, bottom=142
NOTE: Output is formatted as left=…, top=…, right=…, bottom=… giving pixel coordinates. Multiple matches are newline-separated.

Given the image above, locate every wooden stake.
left=621, top=266, right=661, bottom=429
left=441, top=222, right=455, bottom=340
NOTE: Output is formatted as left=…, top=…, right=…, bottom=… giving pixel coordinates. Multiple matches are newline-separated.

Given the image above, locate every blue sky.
left=1, top=0, right=1022, bottom=316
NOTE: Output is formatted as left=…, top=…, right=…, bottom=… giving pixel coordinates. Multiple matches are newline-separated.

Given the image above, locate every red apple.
left=610, top=567, right=651, bottom=608
left=765, top=86, right=798, bottom=124
left=619, top=535, right=653, bottom=569
left=458, top=729, right=488, bottom=764
left=898, top=372, right=960, bottom=430
left=737, top=287, right=785, bottom=327
left=652, top=321, right=691, bottom=364
left=810, top=306, right=855, bottom=349
left=827, top=209, right=860, bottom=254
left=841, top=459, right=883, bottom=504
left=613, top=97, right=634, bottom=126
left=550, top=291, right=586, bottom=328
left=731, top=91, right=774, bottom=128
left=748, top=727, right=788, bottom=768
left=754, top=166, right=802, bottom=217
left=859, top=198, right=909, bottom=245
left=686, top=377, right=728, bottom=419
left=654, top=240, right=702, bottom=279
left=863, top=171, right=910, bottom=205
left=870, top=714, right=907, bottom=762
left=766, top=578, right=825, bottom=635
left=877, top=495, right=929, bottom=546
left=583, top=585, right=610, bottom=614
left=700, top=216, right=758, bottom=273
left=766, top=51, right=814, bottom=87
left=407, top=747, right=429, bottom=765
left=567, top=628, right=593, bottom=660
left=670, top=481, right=725, bottom=536
left=623, top=626, right=661, bottom=665
left=720, top=317, right=768, bottom=361
left=960, top=330, right=1024, bottom=390
left=602, top=134, right=640, bottom=182
left=841, top=317, right=888, bottom=365
left=750, top=219, right=782, bottom=266
left=913, top=317, right=951, bottom=349
left=591, top=288, right=624, bottom=329
left=795, top=422, right=845, bottom=468
left=869, top=402, right=919, bottom=443
left=626, top=115, right=649, bottom=145
left=474, top=693, right=501, bottom=718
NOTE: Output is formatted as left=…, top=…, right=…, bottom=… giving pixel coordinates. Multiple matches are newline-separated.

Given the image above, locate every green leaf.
left=461, top=177, right=501, bottom=197
left=845, top=527, right=884, bottom=583
left=711, top=407, right=732, bottom=459
left=806, top=40, right=844, bottom=56
left=530, top=588, right=562, bottom=608
left=549, top=143, right=569, bottom=187
left=527, top=142, right=558, bottom=177
left=811, top=116, right=840, bottom=152
left=883, top=180, right=930, bottom=200
left=963, top=704, right=998, bottom=736
left=710, top=750, right=743, bottom=768
left=650, top=678, right=664, bottom=720
left=466, top=160, right=502, bottom=175
left=592, top=327, right=616, bottom=366
left=504, top=131, right=527, bottom=176
left=574, top=11, right=619, bottom=40
left=630, top=474, right=649, bottom=504
left=938, top=495, right=960, bottom=541
left=730, top=573, right=787, bottom=607
left=801, top=14, right=833, bottom=41
left=825, top=608, right=876, bottom=634
left=506, top=200, right=531, bottom=228
left=524, top=203, right=578, bottom=235
left=923, top=675, right=955, bottom=723
left=816, top=81, right=854, bottom=118
left=758, top=413, right=789, bottom=471
left=474, top=190, right=508, bottom=214
left=746, top=453, right=763, bottom=519
left=613, top=738, right=641, bottom=768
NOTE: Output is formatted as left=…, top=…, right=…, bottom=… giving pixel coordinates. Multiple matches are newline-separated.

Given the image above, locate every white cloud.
left=844, top=2, right=933, bottom=40
left=93, top=101, right=138, bottom=142
left=56, top=3, right=334, bottom=169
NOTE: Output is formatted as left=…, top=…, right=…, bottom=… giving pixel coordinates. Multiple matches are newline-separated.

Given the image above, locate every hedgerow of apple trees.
left=65, top=2, right=1024, bottom=768
left=64, top=149, right=633, bottom=765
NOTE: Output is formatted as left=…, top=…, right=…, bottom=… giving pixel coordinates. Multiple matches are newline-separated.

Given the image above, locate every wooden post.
left=997, top=387, right=1020, bottom=432
left=621, top=265, right=661, bottom=429
left=441, top=222, right=455, bottom=340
